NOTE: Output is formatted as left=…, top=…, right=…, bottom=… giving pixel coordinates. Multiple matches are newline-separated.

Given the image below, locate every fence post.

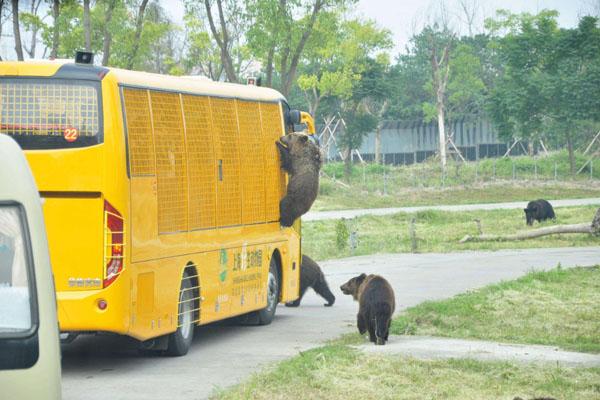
left=591, top=161, right=594, bottom=181
left=409, top=217, right=418, bottom=253
left=362, top=164, right=366, bottom=187
left=493, top=159, right=497, bottom=180
left=534, top=160, right=538, bottom=181
left=512, top=160, right=516, bottom=180
left=383, top=168, right=387, bottom=195
left=554, top=162, right=558, bottom=181
left=475, top=161, right=479, bottom=182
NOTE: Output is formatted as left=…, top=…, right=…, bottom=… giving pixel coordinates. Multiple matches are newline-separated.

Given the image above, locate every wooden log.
left=459, top=223, right=593, bottom=243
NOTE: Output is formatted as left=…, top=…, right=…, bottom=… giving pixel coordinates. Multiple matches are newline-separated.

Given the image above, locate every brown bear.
left=285, top=255, right=335, bottom=307
left=276, top=132, right=321, bottom=227
left=340, top=273, right=395, bottom=345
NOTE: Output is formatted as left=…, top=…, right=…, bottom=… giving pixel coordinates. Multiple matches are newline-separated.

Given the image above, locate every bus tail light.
left=103, top=200, right=124, bottom=288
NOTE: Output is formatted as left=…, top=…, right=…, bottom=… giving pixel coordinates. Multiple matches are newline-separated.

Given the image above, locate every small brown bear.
left=285, top=255, right=335, bottom=307
left=276, top=132, right=321, bottom=227
left=340, top=273, right=395, bottom=345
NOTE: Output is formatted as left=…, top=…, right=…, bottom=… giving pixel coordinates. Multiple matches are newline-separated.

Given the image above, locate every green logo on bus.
left=219, top=249, right=228, bottom=283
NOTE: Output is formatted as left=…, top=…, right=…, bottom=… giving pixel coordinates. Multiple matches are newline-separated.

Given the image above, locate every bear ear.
left=357, top=273, right=367, bottom=281
left=523, top=208, right=528, bottom=212
left=299, top=134, right=308, bottom=143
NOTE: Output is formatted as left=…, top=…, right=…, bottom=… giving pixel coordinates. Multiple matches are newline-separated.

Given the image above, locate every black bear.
left=285, top=255, right=335, bottom=307
left=276, top=132, right=321, bottom=227
left=524, top=199, right=556, bottom=226
left=340, top=273, right=395, bottom=345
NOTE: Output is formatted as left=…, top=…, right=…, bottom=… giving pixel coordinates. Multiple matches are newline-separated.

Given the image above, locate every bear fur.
left=524, top=199, right=556, bottom=226
left=285, top=255, right=335, bottom=307
left=276, top=132, right=321, bottom=227
left=340, top=273, right=395, bottom=345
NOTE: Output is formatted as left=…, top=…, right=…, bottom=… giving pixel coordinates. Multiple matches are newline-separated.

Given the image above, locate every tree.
left=101, top=0, right=118, bottom=66
left=126, top=0, right=150, bottom=69
left=50, top=0, right=60, bottom=59
left=11, top=0, right=24, bottom=61
left=203, top=0, right=240, bottom=82
left=487, top=11, right=600, bottom=174
left=19, top=0, right=44, bottom=58
left=247, top=0, right=354, bottom=97
left=296, top=16, right=391, bottom=120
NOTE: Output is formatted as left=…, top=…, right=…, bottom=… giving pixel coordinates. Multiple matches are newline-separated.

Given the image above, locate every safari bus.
left=0, top=53, right=313, bottom=356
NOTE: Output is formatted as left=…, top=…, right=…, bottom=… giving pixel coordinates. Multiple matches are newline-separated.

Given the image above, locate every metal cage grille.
left=260, top=103, right=285, bottom=222
left=237, top=100, right=266, bottom=224
left=150, top=91, right=188, bottom=234
left=123, top=88, right=155, bottom=176
left=0, top=80, right=99, bottom=136
left=210, top=98, right=241, bottom=227
left=182, top=95, right=217, bottom=230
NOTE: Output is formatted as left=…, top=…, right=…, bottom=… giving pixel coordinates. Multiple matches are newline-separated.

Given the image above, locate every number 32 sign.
left=63, top=127, right=79, bottom=142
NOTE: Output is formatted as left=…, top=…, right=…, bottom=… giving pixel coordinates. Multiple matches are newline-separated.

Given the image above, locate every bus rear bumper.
left=56, top=278, right=129, bottom=335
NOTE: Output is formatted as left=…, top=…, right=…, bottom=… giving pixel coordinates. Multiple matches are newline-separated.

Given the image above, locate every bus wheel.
left=166, top=271, right=196, bottom=356
left=256, top=257, right=280, bottom=325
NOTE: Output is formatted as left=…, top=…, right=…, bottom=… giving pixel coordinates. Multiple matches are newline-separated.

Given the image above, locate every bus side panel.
left=129, top=177, right=158, bottom=262
left=279, top=230, right=301, bottom=303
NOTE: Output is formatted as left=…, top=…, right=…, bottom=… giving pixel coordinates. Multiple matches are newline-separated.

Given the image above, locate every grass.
left=314, top=152, right=600, bottom=211
left=212, top=344, right=600, bottom=400
left=303, top=205, right=600, bottom=261
left=392, top=266, right=600, bottom=354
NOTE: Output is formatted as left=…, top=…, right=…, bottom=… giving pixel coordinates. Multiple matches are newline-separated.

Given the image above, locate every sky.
left=1, top=0, right=597, bottom=60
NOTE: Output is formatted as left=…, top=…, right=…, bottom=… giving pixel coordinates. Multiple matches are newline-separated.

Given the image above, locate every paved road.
left=304, top=197, right=600, bottom=221
left=61, top=246, right=600, bottom=400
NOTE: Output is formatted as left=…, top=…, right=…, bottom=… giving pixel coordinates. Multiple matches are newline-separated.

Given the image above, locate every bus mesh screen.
left=182, top=95, right=217, bottom=230
left=260, top=103, right=286, bottom=222
left=237, top=100, right=266, bottom=225
left=150, top=92, right=188, bottom=234
left=123, top=88, right=155, bottom=176
left=0, top=81, right=98, bottom=136
left=210, top=98, right=241, bottom=227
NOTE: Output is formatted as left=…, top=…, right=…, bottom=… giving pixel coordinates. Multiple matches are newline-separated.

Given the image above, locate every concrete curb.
left=354, top=335, right=600, bottom=367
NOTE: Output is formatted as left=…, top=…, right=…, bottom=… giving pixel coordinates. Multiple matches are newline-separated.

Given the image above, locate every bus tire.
left=166, top=271, right=196, bottom=356
left=255, top=256, right=280, bottom=325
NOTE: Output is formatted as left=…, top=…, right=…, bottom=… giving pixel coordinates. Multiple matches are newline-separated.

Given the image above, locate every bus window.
left=0, top=78, right=102, bottom=149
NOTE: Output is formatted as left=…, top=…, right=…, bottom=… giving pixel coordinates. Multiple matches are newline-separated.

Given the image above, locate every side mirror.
left=288, top=109, right=302, bottom=125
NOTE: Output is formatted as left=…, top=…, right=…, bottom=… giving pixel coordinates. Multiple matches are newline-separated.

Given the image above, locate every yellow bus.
left=0, top=56, right=312, bottom=356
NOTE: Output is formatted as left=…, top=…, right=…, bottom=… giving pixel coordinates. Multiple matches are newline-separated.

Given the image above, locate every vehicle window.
left=0, top=205, right=32, bottom=334
left=0, top=79, right=102, bottom=149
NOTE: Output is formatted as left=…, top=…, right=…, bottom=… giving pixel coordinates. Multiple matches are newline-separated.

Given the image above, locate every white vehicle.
left=0, top=134, right=61, bottom=399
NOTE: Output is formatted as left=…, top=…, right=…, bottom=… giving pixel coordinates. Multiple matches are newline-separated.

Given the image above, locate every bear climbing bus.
left=0, top=55, right=314, bottom=356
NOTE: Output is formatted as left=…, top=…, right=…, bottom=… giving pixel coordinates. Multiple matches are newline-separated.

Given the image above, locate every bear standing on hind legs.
left=276, top=132, right=321, bottom=227
left=285, top=255, right=335, bottom=307
left=341, top=273, right=396, bottom=345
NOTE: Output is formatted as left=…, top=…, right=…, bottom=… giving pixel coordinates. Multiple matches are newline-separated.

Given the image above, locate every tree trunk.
left=265, top=45, right=274, bottom=87
left=83, top=0, right=91, bottom=52
left=126, top=0, right=149, bottom=70
left=204, top=0, right=237, bottom=82
left=11, top=0, right=24, bottom=61
left=566, top=130, right=575, bottom=176
left=101, top=0, right=117, bottom=66
left=375, top=125, right=382, bottom=164
left=459, top=208, right=600, bottom=243
left=437, top=101, right=447, bottom=169
left=50, top=0, right=59, bottom=59
left=24, top=0, right=41, bottom=58
left=459, top=223, right=592, bottom=243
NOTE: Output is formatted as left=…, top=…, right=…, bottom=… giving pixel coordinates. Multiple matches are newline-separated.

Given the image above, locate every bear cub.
left=285, top=255, right=335, bottom=307
left=524, top=199, right=556, bottom=226
left=276, top=132, right=321, bottom=227
left=340, top=273, right=395, bottom=345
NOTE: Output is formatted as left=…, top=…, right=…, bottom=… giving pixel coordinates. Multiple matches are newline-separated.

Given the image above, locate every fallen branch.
left=459, top=208, right=600, bottom=243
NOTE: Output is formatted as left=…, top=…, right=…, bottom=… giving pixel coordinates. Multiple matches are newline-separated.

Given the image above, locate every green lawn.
left=392, top=266, right=600, bottom=353
left=303, top=205, right=599, bottom=261
left=314, top=152, right=600, bottom=211
left=213, top=345, right=600, bottom=400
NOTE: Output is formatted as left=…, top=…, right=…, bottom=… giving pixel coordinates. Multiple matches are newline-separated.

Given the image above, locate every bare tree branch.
left=126, top=0, right=150, bottom=69
left=50, top=0, right=59, bottom=59
left=101, top=0, right=117, bottom=66
left=84, top=0, right=91, bottom=51
left=204, top=0, right=237, bottom=82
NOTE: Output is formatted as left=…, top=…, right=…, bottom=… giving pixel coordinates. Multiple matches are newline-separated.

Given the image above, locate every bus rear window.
left=0, top=78, right=102, bottom=149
